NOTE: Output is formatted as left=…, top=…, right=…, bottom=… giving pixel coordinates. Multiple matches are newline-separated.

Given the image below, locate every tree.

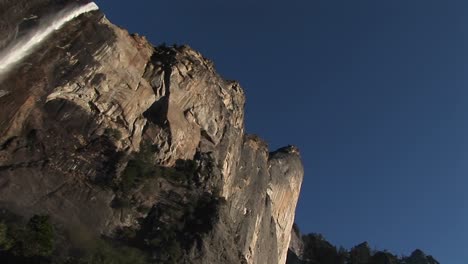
left=349, top=242, right=371, bottom=264
left=369, top=251, right=398, bottom=264
left=20, top=215, right=55, bottom=257
left=0, top=222, right=12, bottom=250
left=403, top=249, right=440, bottom=264
left=302, top=233, right=345, bottom=264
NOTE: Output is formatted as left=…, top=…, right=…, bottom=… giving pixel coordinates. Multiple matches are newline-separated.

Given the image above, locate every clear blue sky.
left=95, top=1, right=468, bottom=263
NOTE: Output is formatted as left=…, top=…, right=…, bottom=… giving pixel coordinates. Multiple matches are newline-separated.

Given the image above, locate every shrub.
left=80, top=240, right=148, bottom=264
left=182, top=193, right=220, bottom=237
left=0, top=222, right=12, bottom=250
left=104, top=128, right=122, bottom=141
left=0, top=214, right=55, bottom=263
left=111, top=197, right=132, bottom=209
left=145, top=227, right=182, bottom=264
left=119, top=148, right=201, bottom=193
left=20, top=215, right=55, bottom=258
left=118, top=141, right=159, bottom=193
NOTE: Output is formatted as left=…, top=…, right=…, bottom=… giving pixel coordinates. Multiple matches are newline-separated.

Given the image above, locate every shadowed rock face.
left=0, top=1, right=304, bottom=263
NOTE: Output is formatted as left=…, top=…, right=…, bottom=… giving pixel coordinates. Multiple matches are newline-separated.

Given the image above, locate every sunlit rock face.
left=0, top=1, right=303, bottom=263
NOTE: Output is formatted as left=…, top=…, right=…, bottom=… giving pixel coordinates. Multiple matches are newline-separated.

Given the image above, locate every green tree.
left=349, top=242, right=371, bottom=264
left=369, top=251, right=398, bottom=264
left=80, top=240, right=148, bottom=264
left=302, top=233, right=345, bottom=264
left=21, top=215, right=55, bottom=257
left=403, top=249, right=440, bottom=264
left=0, top=222, right=12, bottom=250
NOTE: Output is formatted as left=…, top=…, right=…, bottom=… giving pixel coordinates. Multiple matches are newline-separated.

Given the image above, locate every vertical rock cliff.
left=0, top=1, right=304, bottom=263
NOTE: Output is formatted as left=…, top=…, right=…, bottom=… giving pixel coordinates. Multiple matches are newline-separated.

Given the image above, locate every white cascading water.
left=0, top=2, right=99, bottom=78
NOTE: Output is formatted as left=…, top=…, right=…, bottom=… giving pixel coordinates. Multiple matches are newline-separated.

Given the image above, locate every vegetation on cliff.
left=0, top=140, right=221, bottom=264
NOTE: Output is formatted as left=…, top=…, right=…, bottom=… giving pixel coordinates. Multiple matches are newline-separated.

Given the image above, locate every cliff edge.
left=0, top=1, right=303, bottom=263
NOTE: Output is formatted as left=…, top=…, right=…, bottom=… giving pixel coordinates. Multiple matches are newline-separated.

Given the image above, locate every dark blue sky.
left=95, top=1, right=468, bottom=263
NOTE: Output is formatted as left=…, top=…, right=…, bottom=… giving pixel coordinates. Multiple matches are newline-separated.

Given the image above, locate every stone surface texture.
left=0, top=1, right=304, bottom=263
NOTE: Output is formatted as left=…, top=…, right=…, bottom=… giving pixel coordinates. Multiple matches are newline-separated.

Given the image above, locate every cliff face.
left=0, top=1, right=303, bottom=263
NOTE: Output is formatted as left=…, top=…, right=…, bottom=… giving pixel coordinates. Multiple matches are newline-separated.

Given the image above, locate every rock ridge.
left=0, top=1, right=304, bottom=264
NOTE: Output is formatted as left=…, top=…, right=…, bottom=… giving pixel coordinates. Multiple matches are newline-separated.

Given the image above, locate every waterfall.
left=0, top=2, right=99, bottom=78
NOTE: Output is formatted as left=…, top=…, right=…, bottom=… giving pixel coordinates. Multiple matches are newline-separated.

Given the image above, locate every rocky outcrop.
left=289, top=224, right=304, bottom=259
left=0, top=1, right=303, bottom=263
